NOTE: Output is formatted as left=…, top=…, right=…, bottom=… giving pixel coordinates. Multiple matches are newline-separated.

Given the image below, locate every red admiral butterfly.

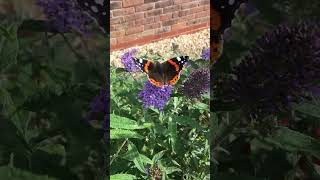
left=133, top=56, right=189, bottom=87
left=211, top=0, right=247, bottom=64
left=76, top=0, right=107, bottom=33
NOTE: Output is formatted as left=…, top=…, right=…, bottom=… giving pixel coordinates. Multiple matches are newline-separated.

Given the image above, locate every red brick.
left=123, top=12, right=144, bottom=22
left=141, top=29, right=156, bottom=37
left=181, top=1, right=199, bottom=10
left=173, top=0, right=192, bottom=4
left=126, top=26, right=144, bottom=35
left=190, top=6, right=204, bottom=14
left=155, top=0, right=173, bottom=8
left=145, top=9, right=162, bottom=17
left=135, top=17, right=154, bottom=25
left=110, top=25, right=116, bottom=31
left=178, top=9, right=190, bottom=16
left=163, top=5, right=180, bottom=14
left=195, top=10, right=209, bottom=19
left=160, top=13, right=172, bottom=21
left=144, top=22, right=161, bottom=30
left=179, top=14, right=195, bottom=22
left=110, top=17, right=123, bottom=25
left=112, top=7, right=135, bottom=17
left=135, top=3, right=155, bottom=12
left=154, top=16, right=160, bottom=22
left=172, top=12, right=179, bottom=18
left=123, top=0, right=144, bottom=7
left=199, top=0, right=210, bottom=6
left=162, top=19, right=178, bottom=26
left=144, top=0, right=160, bottom=3
left=111, top=30, right=125, bottom=37
left=110, top=1, right=122, bottom=10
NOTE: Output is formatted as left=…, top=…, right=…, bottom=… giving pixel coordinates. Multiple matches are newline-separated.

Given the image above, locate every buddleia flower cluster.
left=201, top=48, right=210, bottom=61
left=120, top=48, right=140, bottom=72
left=213, top=20, right=320, bottom=118
left=37, top=0, right=92, bottom=34
left=182, top=68, right=210, bottom=98
left=138, top=81, right=173, bottom=111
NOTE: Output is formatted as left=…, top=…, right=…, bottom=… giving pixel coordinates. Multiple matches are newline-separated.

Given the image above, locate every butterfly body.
left=133, top=56, right=189, bottom=87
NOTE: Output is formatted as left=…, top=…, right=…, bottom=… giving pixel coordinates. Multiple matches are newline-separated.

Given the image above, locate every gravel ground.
left=110, top=28, right=210, bottom=67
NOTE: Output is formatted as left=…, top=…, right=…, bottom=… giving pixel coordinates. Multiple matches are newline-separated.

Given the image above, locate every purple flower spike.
left=182, top=68, right=210, bottom=98
left=201, top=48, right=210, bottom=61
left=138, top=81, right=173, bottom=111
left=37, top=0, right=92, bottom=34
left=120, top=48, right=140, bottom=72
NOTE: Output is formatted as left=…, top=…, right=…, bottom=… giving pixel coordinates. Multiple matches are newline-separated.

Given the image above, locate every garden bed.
left=110, top=28, right=209, bottom=67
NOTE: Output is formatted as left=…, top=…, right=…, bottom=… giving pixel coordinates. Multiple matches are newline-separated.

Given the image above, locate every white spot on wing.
left=139, top=59, right=143, bottom=63
left=177, top=57, right=181, bottom=61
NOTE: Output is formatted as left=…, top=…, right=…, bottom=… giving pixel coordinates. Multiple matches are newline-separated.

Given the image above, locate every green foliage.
left=110, top=52, right=210, bottom=179
left=211, top=0, right=320, bottom=179
left=0, top=9, right=106, bottom=180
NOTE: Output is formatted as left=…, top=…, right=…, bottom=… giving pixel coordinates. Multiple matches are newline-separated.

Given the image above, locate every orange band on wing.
left=144, top=60, right=151, bottom=73
left=149, top=78, right=163, bottom=87
left=167, top=59, right=179, bottom=72
left=168, top=74, right=180, bottom=85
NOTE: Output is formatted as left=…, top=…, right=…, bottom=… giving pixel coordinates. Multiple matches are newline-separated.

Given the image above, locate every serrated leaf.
left=110, top=129, right=143, bottom=139
left=110, top=174, right=136, bottom=180
left=110, top=114, right=152, bottom=130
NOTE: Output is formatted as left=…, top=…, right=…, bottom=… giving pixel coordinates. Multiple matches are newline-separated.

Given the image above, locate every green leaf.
left=173, top=116, right=203, bottom=131
left=110, top=174, right=136, bottom=180
left=163, top=166, right=181, bottom=175
left=126, top=142, right=146, bottom=173
left=266, top=127, right=320, bottom=158
left=0, top=166, right=58, bottom=180
left=139, top=154, right=152, bottom=165
left=292, top=102, right=320, bottom=119
left=110, top=114, right=152, bottom=130
left=0, top=22, right=19, bottom=70
left=110, top=129, right=144, bottom=139
left=37, top=144, right=66, bottom=157
left=191, top=102, right=209, bottom=110
left=152, top=150, right=166, bottom=165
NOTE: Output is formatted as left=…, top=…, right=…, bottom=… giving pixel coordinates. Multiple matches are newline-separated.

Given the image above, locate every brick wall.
left=110, top=0, right=210, bottom=51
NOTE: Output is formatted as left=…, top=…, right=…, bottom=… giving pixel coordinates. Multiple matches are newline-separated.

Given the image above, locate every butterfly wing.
left=212, top=0, right=247, bottom=33
left=211, top=0, right=247, bottom=64
left=133, top=57, right=164, bottom=87
left=76, top=0, right=107, bottom=33
left=162, top=56, right=189, bottom=85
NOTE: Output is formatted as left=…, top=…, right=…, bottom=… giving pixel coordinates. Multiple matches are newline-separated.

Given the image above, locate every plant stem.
left=110, top=139, right=128, bottom=166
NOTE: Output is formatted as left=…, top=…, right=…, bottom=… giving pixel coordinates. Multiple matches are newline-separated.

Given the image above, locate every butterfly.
left=211, top=0, right=248, bottom=65
left=76, top=0, right=107, bottom=34
left=133, top=56, right=189, bottom=87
